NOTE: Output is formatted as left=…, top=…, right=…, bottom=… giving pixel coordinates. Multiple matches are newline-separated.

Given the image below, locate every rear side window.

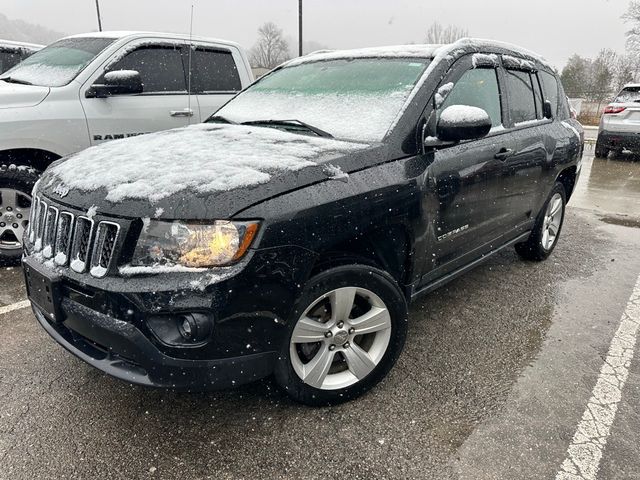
left=538, top=71, right=559, bottom=118
left=105, top=45, right=187, bottom=93
left=614, top=86, right=640, bottom=103
left=505, top=70, right=537, bottom=124
left=440, top=68, right=502, bottom=127
left=192, top=48, right=242, bottom=93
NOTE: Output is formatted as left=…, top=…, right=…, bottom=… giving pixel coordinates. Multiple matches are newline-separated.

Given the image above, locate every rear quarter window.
left=538, top=71, right=559, bottom=118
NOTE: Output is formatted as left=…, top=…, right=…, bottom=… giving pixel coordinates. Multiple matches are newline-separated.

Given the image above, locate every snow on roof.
left=65, top=31, right=242, bottom=48
left=45, top=123, right=365, bottom=203
left=287, top=44, right=444, bottom=66
left=287, top=37, right=553, bottom=70
left=0, top=39, right=43, bottom=50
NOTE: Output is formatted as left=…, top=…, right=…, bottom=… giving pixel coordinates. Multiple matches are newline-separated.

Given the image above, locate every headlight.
left=131, top=220, right=260, bottom=268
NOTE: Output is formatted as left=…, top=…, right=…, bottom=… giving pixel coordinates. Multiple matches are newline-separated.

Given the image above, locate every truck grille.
left=28, top=196, right=121, bottom=278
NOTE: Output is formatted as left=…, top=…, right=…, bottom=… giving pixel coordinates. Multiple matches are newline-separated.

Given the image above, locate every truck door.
left=189, top=46, right=244, bottom=121
left=80, top=41, right=194, bottom=145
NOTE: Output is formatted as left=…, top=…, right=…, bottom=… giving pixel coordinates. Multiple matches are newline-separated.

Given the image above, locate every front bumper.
left=32, top=300, right=275, bottom=390
left=597, top=130, right=640, bottom=151
left=23, top=244, right=316, bottom=390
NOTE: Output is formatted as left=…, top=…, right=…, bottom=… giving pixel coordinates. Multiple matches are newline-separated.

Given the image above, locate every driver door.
left=80, top=41, right=193, bottom=146
left=423, top=56, right=512, bottom=275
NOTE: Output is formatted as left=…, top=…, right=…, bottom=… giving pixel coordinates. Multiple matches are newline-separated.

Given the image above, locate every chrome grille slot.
left=89, top=222, right=120, bottom=277
left=42, top=206, right=59, bottom=257
left=69, top=216, right=95, bottom=273
left=28, top=196, right=39, bottom=243
left=54, top=212, right=74, bottom=266
left=34, top=199, right=47, bottom=250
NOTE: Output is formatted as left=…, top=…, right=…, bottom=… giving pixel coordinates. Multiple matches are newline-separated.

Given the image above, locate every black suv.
left=23, top=39, right=583, bottom=405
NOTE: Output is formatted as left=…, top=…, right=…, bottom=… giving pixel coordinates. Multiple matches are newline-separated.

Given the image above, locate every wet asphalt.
left=1, top=147, right=639, bottom=479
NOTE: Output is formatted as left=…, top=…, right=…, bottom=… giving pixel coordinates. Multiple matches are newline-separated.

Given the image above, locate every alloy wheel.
left=0, top=188, right=31, bottom=250
left=542, top=192, right=563, bottom=251
left=289, top=286, right=392, bottom=390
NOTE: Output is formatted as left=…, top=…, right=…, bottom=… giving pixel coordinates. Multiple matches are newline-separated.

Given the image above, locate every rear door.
left=80, top=41, right=193, bottom=146
left=498, top=66, right=549, bottom=229
left=190, top=46, right=245, bottom=121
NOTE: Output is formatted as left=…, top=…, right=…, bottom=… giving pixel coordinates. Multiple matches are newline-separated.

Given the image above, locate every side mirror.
left=543, top=100, right=553, bottom=119
left=85, top=70, right=143, bottom=98
left=436, top=105, right=492, bottom=142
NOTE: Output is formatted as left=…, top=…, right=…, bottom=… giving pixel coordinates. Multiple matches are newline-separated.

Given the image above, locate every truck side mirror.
left=436, top=105, right=492, bottom=143
left=85, top=70, right=143, bottom=98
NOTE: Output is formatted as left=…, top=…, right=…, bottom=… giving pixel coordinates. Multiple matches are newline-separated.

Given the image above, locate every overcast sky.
left=0, top=0, right=632, bottom=69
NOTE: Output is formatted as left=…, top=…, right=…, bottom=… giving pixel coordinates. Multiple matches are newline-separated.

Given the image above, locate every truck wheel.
left=515, top=182, right=566, bottom=262
left=0, top=164, right=39, bottom=266
left=274, top=264, right=408, bottom=406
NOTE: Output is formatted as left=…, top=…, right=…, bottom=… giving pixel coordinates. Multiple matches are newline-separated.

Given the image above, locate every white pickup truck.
left=0, top=31, right=253, bottom=264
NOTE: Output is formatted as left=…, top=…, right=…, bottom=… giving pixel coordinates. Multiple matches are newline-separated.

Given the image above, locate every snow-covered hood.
left=39, top=123, right=378, bottom=219
left=0, top=81, right=50, bottom=109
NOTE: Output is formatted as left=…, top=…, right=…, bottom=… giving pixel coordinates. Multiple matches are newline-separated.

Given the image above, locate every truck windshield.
left=0, top=37, right=114, bottom=87
left=214, top=58, right=430, bottom=142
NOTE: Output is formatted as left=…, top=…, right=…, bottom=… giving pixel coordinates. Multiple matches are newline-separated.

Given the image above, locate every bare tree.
left=424, top=22, right=468, bottom=44
left=624, top=1, right=640, bottom=52
left=250, top=22, right=291, bottom=69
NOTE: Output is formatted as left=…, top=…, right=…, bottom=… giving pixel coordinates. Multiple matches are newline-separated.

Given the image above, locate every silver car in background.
left=596, top=84, right=640, bottom=157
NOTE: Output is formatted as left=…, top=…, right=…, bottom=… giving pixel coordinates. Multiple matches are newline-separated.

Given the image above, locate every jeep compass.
left=23, top=38, right=583, bottom=405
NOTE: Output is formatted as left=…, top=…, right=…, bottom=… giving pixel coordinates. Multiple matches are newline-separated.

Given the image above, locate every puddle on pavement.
left=571, top=154, right=640, bottom=218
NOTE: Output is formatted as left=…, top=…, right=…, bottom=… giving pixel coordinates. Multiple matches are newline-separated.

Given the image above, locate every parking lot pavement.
left=1, top=153, right=639, bottom=480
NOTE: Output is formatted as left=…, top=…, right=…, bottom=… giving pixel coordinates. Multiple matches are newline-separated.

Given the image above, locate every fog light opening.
left=178, top=316, right=195, bottom=340
left=177, top=314, right=213, bottom=343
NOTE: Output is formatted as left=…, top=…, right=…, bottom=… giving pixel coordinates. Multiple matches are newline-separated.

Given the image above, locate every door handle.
left=170, top=109, right=194, bottom=117
left=494, top=148, right=515, bottom=160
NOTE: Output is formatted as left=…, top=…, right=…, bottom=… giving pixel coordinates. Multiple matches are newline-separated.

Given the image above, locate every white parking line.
left=556, top=274, right=640, bottom=480
left=0, top=300, right=31, bottom=316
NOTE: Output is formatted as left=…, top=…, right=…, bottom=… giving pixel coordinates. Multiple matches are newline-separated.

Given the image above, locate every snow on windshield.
left=45, top=124, right=364, bottom=203
left=217, top=58, right=430, bottom=142
left=1, top=37, right=114, bottom=87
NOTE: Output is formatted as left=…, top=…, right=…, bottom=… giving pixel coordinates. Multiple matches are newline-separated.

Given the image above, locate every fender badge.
left=52, top=184, right=70, bottom=198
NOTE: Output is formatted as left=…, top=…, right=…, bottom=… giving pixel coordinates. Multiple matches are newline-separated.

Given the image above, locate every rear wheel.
left=274, top=265, right=408, bottom=406
left=515, top=182, right=566, bottom=262
left=0, top=164, right=38, bottom=266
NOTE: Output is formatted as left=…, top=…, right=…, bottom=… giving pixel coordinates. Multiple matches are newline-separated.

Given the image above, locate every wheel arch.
left=556, top=165, right=577, bottom=201
left=0, top=148, right=62, bottom=172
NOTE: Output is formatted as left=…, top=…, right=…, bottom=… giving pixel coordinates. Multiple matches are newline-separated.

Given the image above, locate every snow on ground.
left=46, top=124, right=365, bottom=203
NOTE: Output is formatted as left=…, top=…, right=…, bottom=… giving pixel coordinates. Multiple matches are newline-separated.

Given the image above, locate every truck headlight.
left=132, top=220, right=259, bottom=268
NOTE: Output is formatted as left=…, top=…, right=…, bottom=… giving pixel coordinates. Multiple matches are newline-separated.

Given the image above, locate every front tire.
left=515, top=182, right=566, bottom=262
left=274, top=265, right=408, bottom=406
left=0, top=164, right=39, bottom=266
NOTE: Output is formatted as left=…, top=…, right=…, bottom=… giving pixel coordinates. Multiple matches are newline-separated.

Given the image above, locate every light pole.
left=298, top=0, right=303, bottom=56
left=95, top=0, right=103, bottom=32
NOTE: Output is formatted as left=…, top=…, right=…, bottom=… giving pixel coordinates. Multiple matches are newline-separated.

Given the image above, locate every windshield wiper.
left=0, top=77, right=33, bottom=85
left=242, top=119, right=333, bottom=138
left=206, top=115, right=238, bottom=125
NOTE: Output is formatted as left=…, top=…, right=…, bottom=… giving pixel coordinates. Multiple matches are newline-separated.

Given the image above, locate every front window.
left=0, top=37, right=114, bottom=87
left=214, top=58, right=430, bottom=142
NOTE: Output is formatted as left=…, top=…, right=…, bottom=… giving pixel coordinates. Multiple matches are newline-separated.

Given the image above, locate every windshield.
left=614, top=86, right=640, bottom=103
left=0, top=37, right=114, bottom=87
left=215, top=58, right=430, bottom=142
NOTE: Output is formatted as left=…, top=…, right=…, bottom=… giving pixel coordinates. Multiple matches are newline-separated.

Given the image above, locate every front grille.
left=27, top=196, right=122, bottom=277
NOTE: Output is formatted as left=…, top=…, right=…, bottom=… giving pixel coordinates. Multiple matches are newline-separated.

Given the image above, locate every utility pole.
left=95, top=0, right=103, bottom=32
left=298, top=0, right=303, bottom=56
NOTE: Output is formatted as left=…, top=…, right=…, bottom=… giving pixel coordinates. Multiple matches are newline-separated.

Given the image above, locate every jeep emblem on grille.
left=52, top=184, right=70, bottom=198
